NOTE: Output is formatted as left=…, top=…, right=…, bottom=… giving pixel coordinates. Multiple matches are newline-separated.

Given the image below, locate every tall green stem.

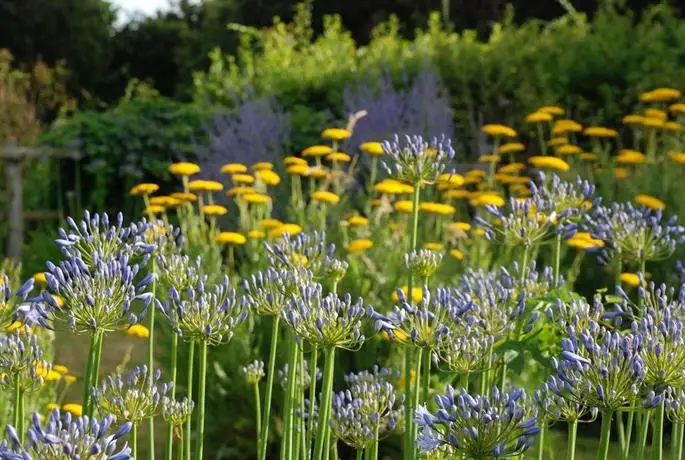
left=410, top=347, right=423, bottom=457
left=637, top=412, right=652, bottom=460
left=254, top=383, right=262, bottom=453
left=84, top=330, right=104, bottom=418
left=148, top=260, right=157, bottom=460
left=314, top=348, right=337, bottom=460
left=538, top=424, right=546, bottom=460
left=283, top=337, right=299, bottom=460
left=259, top=316, right=281, bottom=460
left=553, top=234, right=562, bottom=287
left=623, top=410, right=635, bottom=460
left=652, top=401, right=665, bottom=460
left=165, top=333, right=178, bottom=460
left=195, top=341, right=208, bottom=459
left=82, top=332, right=97, bottom=415
left=598, top=411, right=613, bottom=460
left=132, top=423, right=138, bottom=459
left=421, top=349, right=431, bottom=405
left=567, top=420, right=577, bottom=460
left=307, top=347, right=319, bottom=457
left=13, top=376, right=23, bottom=442
left=674, top=422, right=684, bottom=460
left=357, top=448, right=364, bottom=460
left=185, top=341, right=195, bottom=460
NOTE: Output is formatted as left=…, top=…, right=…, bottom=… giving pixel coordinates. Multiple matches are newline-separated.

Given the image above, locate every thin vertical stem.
left=87, top=331, right=104, bottom=418
left=132, top=423, right=138, bottom=459
left=671, top=422, right=681, bottom=460
left=82, top=332, right=97, bottom=415
left=307, top=347, right=319, bottom=457
left=420, top=349, right=431, bottom=405
left=13, top=376, right=22, bottom=442
left=185, top=341, right=195, bottom=460
left=195, top=341, right=208, bottom=459
left=553, top=233, right=562, bottom=287
left=637, top=412, right=652, bottom=460
left=314, top=348, right=337, bottom=460
left=259, top=316, right=281, bottom=460
left=148, top=260, right=157, bottom=460
left=538, top=424, right=546, bottom=460
left=675, top=421, right=684, bottom=460
left=618, top=413, right=626, bottom=457
left=623, top=410, right=635, bottom=460
left=283, top=336, right=298, bottom=460
left=177, top=430, right=183, bottom=460
left=480, top=344, right=493, bottom=395
left=598, top=411, right=614, bottom=460
left=254, top=383, right=262, bottom=453
left=410, top=347, right=423, bottom=457
left=165, top=333, right=178, bottom=460
left=653, top=401, right=665, bottom=460
left=567, top=420, right=578, bottom=460
left=357, top=448, right=364, bottom=460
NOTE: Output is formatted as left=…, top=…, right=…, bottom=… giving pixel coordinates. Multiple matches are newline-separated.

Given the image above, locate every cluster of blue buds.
left=436, top=324, right=495, bottom=375
left=587, top=202, right=685, bottom=264
left=265, top=232, right=335, bottom=277
left=91, top=366, right=172, bottom=423
left=0, top=333, right=48, bottom=392
left=415, top=385, right=540, bottom=457
left=475, top=196, right=557, bottom=248
left=42, top=253, right=154, bottom=333
left=553, top=322, right=644, bottom=411
left=155, top=254, right=202, bottom=294
left=381, top=134, right=455, bottom=185
left=162, top=275, right=247, bottom=345
left=329, top=367, right=404, bottom=449
left=162, top=396, right=195, bottom=428
left=282, top=283, right=374, bottom=350
left=278, top=359, right=321, bottom=391
left=241, top=360, right=266, bottom=385
left=1, top=410, right=132, bottom=459
left=507, top=261, right=561, bottom=295
left=0, top=274, right=34, bottom=327
left=535, top=380, right=598, bottom=424
left=242, top=267, right=313, bottom=316
left=531, top=173, right=598, bottom=226
left=544, top=296, right=610, bottom=331
left=405, top=249, right=443, bottom=279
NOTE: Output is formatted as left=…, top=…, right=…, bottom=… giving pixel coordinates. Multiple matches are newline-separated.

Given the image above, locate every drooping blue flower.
left=0, top=274, right=34, bottom=327
left=531, top=173, right=598, bottom=229
left=535, top=379, right=598, bottom=424
left=0, top=333, right=48, bottom=392
left=381, top=134, right=456, bottom=184
left=278, top=359, right=321, bottom=391
left=475, top=196, right=556, bottom=249
left=155, top=254, right=202, bottom=294
left=242, top=267, right=313, bottom=316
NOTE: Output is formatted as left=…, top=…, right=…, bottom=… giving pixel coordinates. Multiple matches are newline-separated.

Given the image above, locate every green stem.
left=615, top=259, right=623, bottom=292
left=623, top=410, right=635, bottom=460
left=481, top=344, right=494, bottom=395
left=675, top=421, right=684, bottom=460
left=254, top=382, right=262, bottom=453
left=166, top=333, right=178, bottom=460
left=195, top=341, right=208, bottom=460
left=538, top=424, right=546, bottom=460
left=421, top=349, right=431, bottom=405
left=618, top=412, right=626, bottom=457
left=598, top=411, right=613, bottom=460
left=132, top=423, right=138, bottom=459
left=637, top=412, right=652, bottom=460
left=307, top=347, right=319, bottom=457
left=259, top=315, right=281, bottom=460
left=87, top=330, right=104, bottom=418
left=185, top=341, right=195, bottom=460
left=553, top=233, right=562, bottom=287
left=567, top=420, right=577, bottom=460
left=314, top=348, right=337, bottom=460
left=357, top=448, right=364, bottom=460
left=410, top=347, right=424, bottom=457
left=13, top=376, right=23, bottom=442
left=283, top=336, right=298, bottom=460
left=177, top=430, right=183, bottom=460
left=82, top=332, right=97, bottom=415
left=148, top=260, right=157, bottom=460
left=653, top=401, right=665, bottom=460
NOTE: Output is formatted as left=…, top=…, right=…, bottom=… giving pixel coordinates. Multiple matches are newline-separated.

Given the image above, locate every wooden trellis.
left=1, top=146, right=81, bottom=261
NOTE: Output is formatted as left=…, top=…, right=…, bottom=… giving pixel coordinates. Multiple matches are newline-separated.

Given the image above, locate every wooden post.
left=5, top=159, right=23, bottom=261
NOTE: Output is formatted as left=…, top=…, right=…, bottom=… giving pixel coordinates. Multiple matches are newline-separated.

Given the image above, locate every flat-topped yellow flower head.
left=634, top=194, right=666, bottom=211
left=232, top=174, right=255, bottom=185
left=169, top=162, right=200, bottom=176
left=583, top=126, right=619, bottom=138
left=419, top=202, right=456, bottom=215
left=528, top=156, right=570, bottom=172
left=552, top=119, right=583, bottom=134
left=127, top=324, right=150, bottom=338
left=498, top=142, right=526, bottom=154
left=326, top=152, right=351, bottom=163
left=321, top=128, right=352, bottom=141
left=201, top=204, right=228, bottom=216
left=537, top=105, right=565, bottom=116
left=302, top=145, right=334, bottom=157
left=481, top=124, right=517, bottom=138
left=526, top=111, right=554, bottom=123
left=220, top=163, right=247, bottom=174
left=284, top=156, right=308, bottom=166
left=360, top=142, right=384, bottom=155
left=216, top=232, right=247, bottom=245
left=255, top=170, right=281, bottom=186
left=251, top=162, right=274, bottom=171
left=130, top=183, right=159, bottom=196
left=347, top=239, right=374, bottom=253
left=347, top=216, right=369, bottom=227
left=188, top=180, right=224, bottom=192
left=311, top=190, right=340, bottom=204
left=640, top=88, right=681, bottom=103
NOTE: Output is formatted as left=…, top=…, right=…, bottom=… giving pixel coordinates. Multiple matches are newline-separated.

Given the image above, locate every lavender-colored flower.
left=0, top=274, right=34, bottom=327
left=415, top=386, right=540, bottom=457
left=282, top=283, right=373, bottom=350
left=242, top=360, right=265, bottom=385
left=531, top=173, right=598, bottom=228
left=405, top=249, right=443, bottom=279
left=382, top=134, right=455, bottom=185
left=508, top=261, right=562, bottom=295
left=587, top=202, right=685, bottom=264
left=535, top=379, right=598, bottom=424
left=155, top=254, right=200, bottom=295
left=162, top=396, right=194, bottom=427
left=265, top=232, right=341, bottom=279
left=91, top=366, right=171, bottom=423
left=544, top=296, right=609, bottom=331
left=278, top=359, right=321, bottom=391
left=666, top=388, right=685, bottom=424
left=0, top=333, right=48, bottom=392
left=475, top=196, right=556, bottom=248
left=161, top=275, right=247, bottom=345
left=437, top=325, right=495, bottom=374
left=242, top=266, right=313, bottom=316
left=2, top=410, right=132, bottom=459
left=554, top=322, right=644, bottom=411
left=42, top=253, right=154, bottom=333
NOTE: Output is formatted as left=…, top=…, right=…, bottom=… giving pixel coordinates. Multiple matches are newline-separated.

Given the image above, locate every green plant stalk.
left=132, top=423, right=138, bottom=459
left=538, top=424, right=546, bottom=460
left=421, top=349, right=431, bottom=405
left=177, top=430, right=183, bottom=460
left=369, top=425, right=380, bottom=460
left=254, top=382, right=262, bottom=454
left=314, top=347, right=337, bottom=460
left=87, top=330, right=104, bottom=418
left=283, top=336, right=299, bottom=460
left=13, top=375, right=23, bottom=443
left=675, top=422, right=684, bottom=460
left=553, top=234, right=562, bottom=287
left=637, top=412, right=652, bottom=460
left=357, top=448, right=364, bottom=460
left=306, top=347, right=319, bottom=457
left=652, top=401, right=665, bottom=460
left=82, top=332, right=97, bottom=415
left=259, top=315, right=281, bottom=460
left=165, top=333, right=178, bottom=460
left=195, top=340, right=208, bottom=459
left=567, top=420, right=577, bottom=460
left=618, top=413, right=626, bottom=456
left=623, top=410, right=635, bottom=460
left=185, top=341, right=195, bottom=460
left=293, top=347, right=306, bottom=460
left=410, top=347, right=424, bottom=456
left=598, top=411, right=613, bottom=460
left=148, top=260, right=157, bottom=460
left=480, top=344, right=494, bottom=395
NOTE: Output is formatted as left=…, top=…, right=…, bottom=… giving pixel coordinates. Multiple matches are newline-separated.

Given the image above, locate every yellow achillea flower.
left=424, top=242, right=444, bottom=251
left=669, top=103, right=685, bottom=114
left=347, top=216, right=369, bottom=226
left=437, top=173, right=464, bottom=186
left=129, top=183, right=159, bottom=196
left=46, top=403, right=61, bottom=411
left=252, top=162, right=274, bottom=171
left=375, top=179, right=414, bottom=195
left=284, top=156, right=307, bottom=166
left=449, top=249, right=465, bottom=260
left=227, top=186, right=255, bottom=197
left=248, top=230, right=266, bottom=239
left=256, top=170, right=281, bottom=186
left=144, top=205, right=165, bottom=215
left=5, top=321, right=26, bottom=333
left=321, top=128, right=352, bottom=141
left=169, top=162, right=200, bottom=176
left=188, top=180, right=224, bottom=192
left=33, top=272, right=47, bottom=284
left=347, top=239, right=374, bottom=253
left=622, top=114, right=645, bottom=125
left=450, top=222, right=471, bottom=232
left=583, top=126, right=619, bottom=138
left=642, top=117, right=666, bottom=129
left=634, top=194, right=666, bottom=211
left=302, top=145, right=333, bottom=157
left=419, top=202, right=455, bottom=215
left=127, top=324, right=150, bottom=338
left=306, top=166, right=328, bottom=179
left=613, top=168, right=630, bottom=180
left=665, top=122, right=683, bottom=132
left=171, top=192, right=197, bottom=202
left=311, top=190, right=340, bottom=204
left=149, top=196, right=181, bottom=207
left=465, top=169, right=486, bottom=178
left=548, top=137, right=569, bottom=147
left=538, top=105, right=565, bottom=116
left=510, top=183, right=531, bottom=197
left=469, top=192, right=505, bottom=207
left=644, top=108, right=668, bottom=121
left=326, top=152, right=352, bottom=163
left=640, top=88, right=682, bottom=103
left=478, top=154, right=501, bottom=163
left=526, top=111, right=553, bottom=123
left=258, top=219, right=282, bottom=229
left=232, top=174, right=255, bottom=185
left=567, top=232, right=604, bottom=250
left=287, top=164, right=309, bottom=176
left=360, top=142, right=384, bottom=155
left=480, top=124, right=517, bottom=138
left=220, top=163, right=248, bottom=174
left=620, top=272, right=641, bottom=288
left=394, top=200, right=414, bottom=213
left=380, top=328, right=409, bottom=344
left=64, top=375, right=77, bottom=383
left=442, top=189, right=470, bottom=200
left=552, top=119, right=583, bottom=134
left=494, top=174, right=518, bottom=184
left=52, top=365, right=69, bottom=375
left=269, top=223, right=303, bottom=238
left=528, top=156, right=570, bottom=172
left=391, top=286, right=423, bottom=303
left=216, top=232, right=247, bottom=245
left=580, top=152, right=599, bottom=161
left=616, top=150, right=646, bottom=165
left=498, top=163, right=526, bottom=174
left=669, top=152, right=685, bottom=164
left=556, top=144, right=582, bottom=155
left=201, top=204, right=228, bottom=216
left=243, top=193, right=272, bottom=205
left=498, top=142, right=526, bottom=154
left=62, top=404, right=83, bottom=417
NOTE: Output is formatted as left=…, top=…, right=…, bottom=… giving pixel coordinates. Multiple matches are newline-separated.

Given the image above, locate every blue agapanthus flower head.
left=265, top=232, right=343, bottom=280
left=381, top=134, right=455, bottom=184
left=535, top=378, right=598, bottom=424
left=242, top=266, right=314, bottom=316
left=0, top=274, right=34, bottom=327
left=531, top=173, right=598, bottom=225
left=0, top=333, right=48, bottom=392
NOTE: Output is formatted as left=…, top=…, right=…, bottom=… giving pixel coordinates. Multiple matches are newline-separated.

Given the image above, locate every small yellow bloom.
left=321, top=128, right=352, bottom=141
left=201, top=205, right=228, bottom=216
left=127, top=324, right=150, bottom=339
left=478, top=154, right=501, bottom=163
left=556, top=144, right=582, bottom=155
left=216, top=232, right=247, bottom=245
left=347, top=216, right=369, bottom=227
left=451, top=222, right=471, bottom=232
left=642, top=117, right=665, bottom=129
left=391, top=286, right=423, bottom=303
left=51, top=295, right=64, bottom=308
left=269, top=223, right=303, bottom=238
left=144, top=205, right=166, bottom=215
left=622, top=114, right=645, bottom=125
left=470, top=192, right=505, bottom=207
left=375, top=179, right=414, bottom=195
left=5, top=321, right=26, bottom=333
left=227, top=186, right=255, bottom=197
left=567, top=232, right=604, bottom=250
left=347, top=239, right=374, bottom=253
left=494, top=174, right=518, bottom=184
left=169, top=162, right=200, bottom=176
left=306, top=166, right=328, bottom=179
left=171, top=192, right=197, bottom=202
left=449, top=249, right=465, bottom=260
left=580, top=152, right=599, bottom=162
left=442, top=189, right=470, bottom=200
left=188, top=180, right=224, bottom=192
left=33, top=272, right=47, bottom=284
left=481, top=124, right=517, bottom=138
left=251, top=162, right=274, bottom=171
left=419, top=202, right=455, bottom=216
left=46, top=402, right=61, bottom=411
left=259, top=219, right=283, bottom=229
left=465, top=169, right=487, bottom=178
left=498, top=163, right=526, bottom=174
left=232, top=174, right=255, bottom=185
left=220, top=163, right=248, bottom=174
left=538, top=105, right=565, bottom=116
left=62, top=403, right=83, bottom=417
left=302, top=145, right=334, bottom=157
left=284, top=156, right=308, bottom=166
left=498, top=142, right=526, bottom=154
left=311, top=190, right=340, bottom=204
left=616, top=150, right=646, bottom=165
left=669, top=152, right=685, bottom=164
left=326, top=152, right=351, bottom=163
left=526, top=111, right=554, bottom=123
left=255, top=170, right=281, bottom=186
left=394, top=200, right=414, bottom=213
left=548, top=137, right=569, bottom=147
left=53, top=365, right=69, bottom=374
left=424, top=242, right=444, bottom=251
left=665, top=122, right=683, bottom=132
left=644, top=108, right=668, bottom=121
left=243, top=193, right=272, bottom=205
left=620, top=272, right=641, bottom=288
left=437, top=173, right=464, bottom=186
left=528, top=156, right=570, bottom=172
left=64, top=375, right=77, bottom=383
left=583, top=126, right=619, bottom=138
left=248, top=230, right=266, bottom=239
left=149, top=196, right=181, bottom=208
left=287, top=164, right=309, bottom=176
left=634, top=194, right=666, bottom=211
left=640, top=88, right=682, bottom=103
left=552, top=119, right=583, bottom=134
left=360, top=142, right=384, bottom=155
left=669, top=103, right=685, bottom=114
left=613, top=168, right=631, bottom=180
left=380, top=328, right=408, bottom=343
left=130, top=183, right=160, bottom=196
